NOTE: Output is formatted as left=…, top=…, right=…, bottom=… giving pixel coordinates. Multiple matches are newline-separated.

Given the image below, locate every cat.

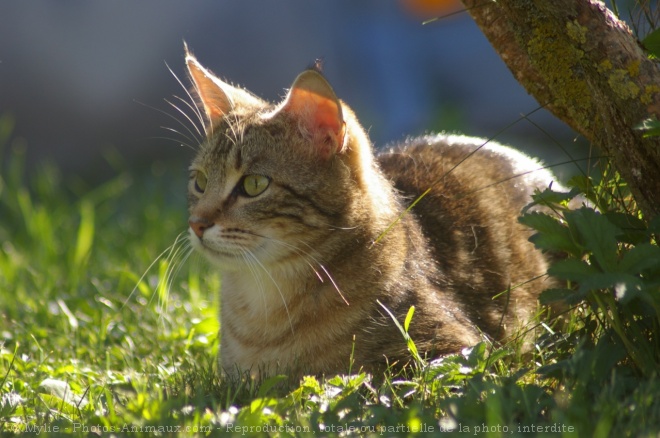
left=183, top=48, right=558, bottom=380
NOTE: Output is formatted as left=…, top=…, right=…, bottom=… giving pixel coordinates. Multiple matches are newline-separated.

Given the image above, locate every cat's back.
left=378, top=134, right=554, bottom=208
left=377, top=134, right=555, bottom=338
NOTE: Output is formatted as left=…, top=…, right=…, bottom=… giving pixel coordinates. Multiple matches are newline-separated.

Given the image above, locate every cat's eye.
left=194, top=171, right=208, bottom=193
left=241, top=174, right=270, bottom=197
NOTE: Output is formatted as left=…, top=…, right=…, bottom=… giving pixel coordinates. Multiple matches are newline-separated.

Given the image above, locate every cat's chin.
left=191, top=242, right=243, bottom=268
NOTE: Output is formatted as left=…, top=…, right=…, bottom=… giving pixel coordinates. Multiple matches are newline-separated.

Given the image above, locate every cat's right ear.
left=279, top=70, right=346, bottom=160
left=185, top=47, right=260, bottom=128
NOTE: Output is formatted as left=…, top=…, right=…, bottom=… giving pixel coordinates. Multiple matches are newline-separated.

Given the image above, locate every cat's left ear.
left=280, top=70, right=346, bottom=160
left=185, top=46, right=261, bottom=127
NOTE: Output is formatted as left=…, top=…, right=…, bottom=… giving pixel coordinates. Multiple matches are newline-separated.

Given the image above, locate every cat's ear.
left=185, top=47, right=260, bottom=127
left=280, top=70, right=346, bottom=159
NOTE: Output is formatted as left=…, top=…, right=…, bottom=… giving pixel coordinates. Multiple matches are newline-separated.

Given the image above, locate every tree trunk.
left=461, top=0, right=660, bottom=219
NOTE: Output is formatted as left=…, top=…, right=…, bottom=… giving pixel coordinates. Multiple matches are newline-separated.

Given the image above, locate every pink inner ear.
left=315, top=100, right=343, bottom=134
left=282, top=74, right=345, bottom=159
left=186, top=56, right=232, bottom=125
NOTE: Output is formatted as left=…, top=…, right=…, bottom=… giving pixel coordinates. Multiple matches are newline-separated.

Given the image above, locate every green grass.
left=2, top=113, right=660, bottom=437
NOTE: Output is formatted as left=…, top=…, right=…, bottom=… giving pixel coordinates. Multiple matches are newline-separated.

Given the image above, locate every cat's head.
left=184, top=50, right=393, bottom=270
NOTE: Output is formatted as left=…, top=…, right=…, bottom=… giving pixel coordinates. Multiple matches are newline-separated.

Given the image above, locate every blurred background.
left=1, top=0, right=591, bottom=183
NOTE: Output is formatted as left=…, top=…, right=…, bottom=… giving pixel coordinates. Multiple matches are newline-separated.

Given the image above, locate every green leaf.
left=532, top=186, right=581, bottom=205
left=634, top=116, right=660, bottom=138
left=642, top=27, right=660, bottom=58
left=603, top=212, right=648, bottom=245
left=38, top=393, right=81, bottom=417
left=519, top=212, right=581, bottom=255
left=568, top=208, right=619, bottom=271
left=466, top=342, right=487, bottom=368
left=72, top=200, right=95, bottom=271
left=377, top=300, right=407, bottom=340
left=548, top=258, right=599, bottom=281
left=404, top=305, right=415, bottom=332
left=403, top=306, right=421, bottom=362
left=578, top=272, right=644, bottom=303
left=649, top=215, right=660, bottom=235
left=39, top=378, right=88, bottom=409
left=257, top=375, right=287, bottom=398
left=485, top=346, right=513, bottom=365
left=0, top=392, right=23, bottom=417
left=539, top=288, right=584, bottom=305
left=567, top=174, right=593, bottom=193
left=619, top=243, right=660, bottom=274
left=377, top=301, right=423, bottom=365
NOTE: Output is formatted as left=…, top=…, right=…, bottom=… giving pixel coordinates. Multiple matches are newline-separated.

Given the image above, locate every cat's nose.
left=188, top=216, right=213, bottom=239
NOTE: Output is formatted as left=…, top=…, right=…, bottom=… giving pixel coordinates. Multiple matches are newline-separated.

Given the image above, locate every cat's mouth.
left=188, top=225, right=266, bottom=261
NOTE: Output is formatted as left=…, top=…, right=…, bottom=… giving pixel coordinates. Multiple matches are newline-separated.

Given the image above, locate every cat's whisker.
left=313, top=221, right=359, bottom=231
left=135, top=99, right=201, bottom=149
left=124, top=230, right=189, bottom=310
left=166, top=61, right=208, bottom=138
left=157, top=127, right=197, bottom=150
left=164, top=98, right=204, bottom=144
left=214, top=113, right=239, bottom=147
left=293, top=240, right=349, bottom=305
left=225, top=114, right=244, bottom=146
left=154, top=231, right=192, bottom=312
left=237, top=249, right=269, bottom=334
left=290, top=239, right=330, bottom=269
left=320, top=265, right=349, bottom=306
left=251, top=234, right=323, bottom=277
left=149, top=135, right=197, bottom=151
left=161, top=239, right=194, bottom=307
left=222, top=131, right=238, bottom=147
left=261, top=238, right=326, bottom=286
left=237, top=118, right=247, bottom=144
left=243, top=248, right=295, bottom=336
left=261, top=236, right=350, bottom=306
left=189, top=83, right=208, bottom=137
left=273, top=239, right=324, bottom=278
left=172, top=94, right=205, bottom=138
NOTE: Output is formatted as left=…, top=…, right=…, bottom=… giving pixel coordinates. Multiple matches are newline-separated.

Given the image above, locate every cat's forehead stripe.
left=233, top=147, right=242, bottom=170
left=206, top=142, right=229, bottom=167
left=203, top=131, right=236, bottom=164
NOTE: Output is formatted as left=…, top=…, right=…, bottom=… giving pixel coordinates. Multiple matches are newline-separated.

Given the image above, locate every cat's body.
left=184, top=50, right=556, bottom=379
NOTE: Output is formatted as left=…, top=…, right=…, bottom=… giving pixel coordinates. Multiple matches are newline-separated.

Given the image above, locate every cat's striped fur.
left=184, top=50, right=557, bottom=379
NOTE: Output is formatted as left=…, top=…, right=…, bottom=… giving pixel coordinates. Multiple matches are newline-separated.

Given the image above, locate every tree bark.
left=461, top=0, right=660, bottom=219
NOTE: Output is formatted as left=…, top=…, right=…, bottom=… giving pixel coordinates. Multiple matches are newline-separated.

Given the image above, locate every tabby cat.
left=184, top=49, right=557, bottom=379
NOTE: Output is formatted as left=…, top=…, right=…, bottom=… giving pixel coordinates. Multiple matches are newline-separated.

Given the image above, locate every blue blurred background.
left=0, top=0, right=588, bottom=181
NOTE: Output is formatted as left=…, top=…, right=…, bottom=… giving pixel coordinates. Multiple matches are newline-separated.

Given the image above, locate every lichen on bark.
left=460, top=0, right=660, bottom=219
left=526, top=20, right=594, bottom=130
